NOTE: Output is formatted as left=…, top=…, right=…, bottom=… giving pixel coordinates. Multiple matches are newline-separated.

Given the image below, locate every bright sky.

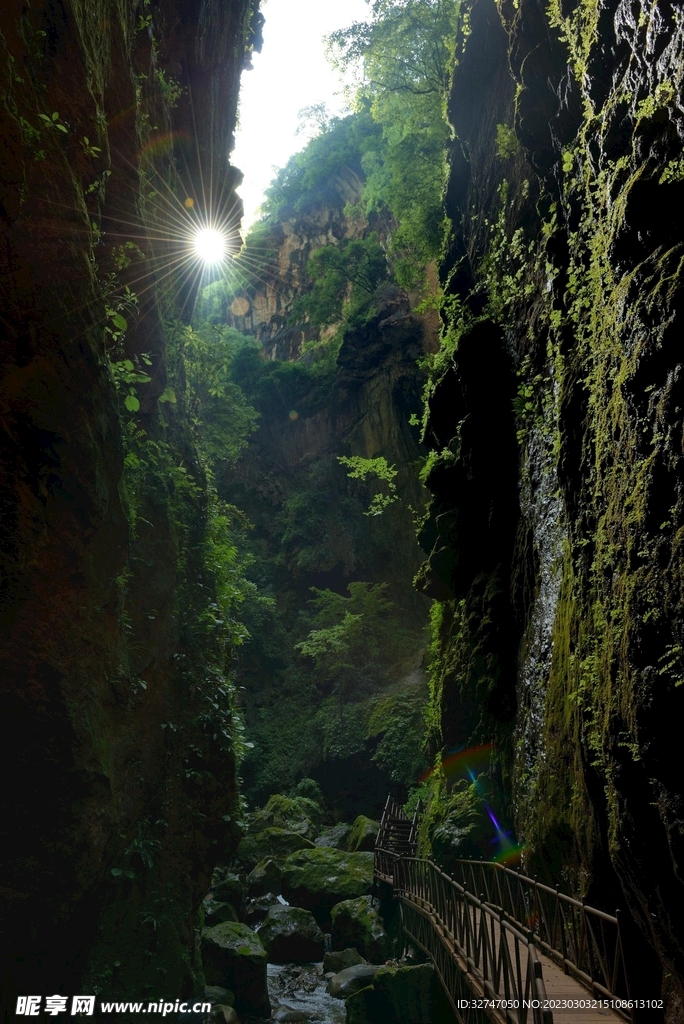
left=232, top=0, right=370, bottom=230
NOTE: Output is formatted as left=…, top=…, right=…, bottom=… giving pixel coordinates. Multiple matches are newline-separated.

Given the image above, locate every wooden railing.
left=374, top=801, right=634, bottom=1024
left=451, top=861, right=631, bottom=1009
left=393, top=857, right=552, bottom=1024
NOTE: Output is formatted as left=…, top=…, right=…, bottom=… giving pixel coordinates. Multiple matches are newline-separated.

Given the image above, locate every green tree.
left=292, top=234, right=388, bottom=328
left=328, top=0, right=459, bottom=285
left=168, top=322, right=259, bottom=469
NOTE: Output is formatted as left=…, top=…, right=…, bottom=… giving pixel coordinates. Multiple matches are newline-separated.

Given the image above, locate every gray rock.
left=236, top=828, right=315, bottom=873
left=210, top=872, right=245, bottom=915
left=209, top=1006, right=238, bottom=1024
left=346, top=816, right=380, bottom=853
left=328, top=964, right=383, bottom=999
left=273, top=1006, right=309, bottom=1022
left=258, top=904, right=325, bottom=963
left=243, top=892, right=280, bottom=927
left=280, top=849, right=374, bottom=923
left=203, top=986, right=234, bottom=1007
left=330, top=895, right=389, bottom=963
left=314, top=824, right=352, bottom=850
left=201, top=921, right=270, bottom=1017
left=246, top=857, right=282, bottom=897
left=345, top=963, right=449, bottom=1024
left=322, top=947, right=367, bottom=974
left=204, top=898, right=238, bottom=926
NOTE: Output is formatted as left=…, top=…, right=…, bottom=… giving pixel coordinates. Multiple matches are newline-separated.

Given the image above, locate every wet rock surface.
left=201, top=922, right=270, bottom=1017
left=268, top=963, right=346, bottom=1024
left=258, top=905, right=326, bottom=964
left=281, top=849, right=374, bottom=923
left=345, top=817, right=380, bottom=853
left=322, top=948, right=367, bottom=974
left=330, top=896, right=389, bottom=963
left=328, top=964, right=384, bottom=999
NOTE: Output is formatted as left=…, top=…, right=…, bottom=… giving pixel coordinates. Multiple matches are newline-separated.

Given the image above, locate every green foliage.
left=292, top=234, right=388, bottom=329
left=495, top=123, right=521, bottom=159
left=295, top=582, right=397, bottom=698
left=367, top=687, right=429, bottom=785
left=166, top=321, right=260, bottom=469
left=338, top=455, right=399, bottom=515
left=328, top=0, right=458, bottom=285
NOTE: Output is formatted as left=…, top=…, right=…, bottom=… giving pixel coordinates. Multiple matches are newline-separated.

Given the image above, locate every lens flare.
left=193, top=228, right=227, bottom=264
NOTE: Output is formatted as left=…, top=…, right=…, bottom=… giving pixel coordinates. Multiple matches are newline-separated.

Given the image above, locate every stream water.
left=267, top=963, right=347, bottom=1024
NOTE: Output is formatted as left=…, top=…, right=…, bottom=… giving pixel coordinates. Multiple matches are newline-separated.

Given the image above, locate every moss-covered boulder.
left=204, top=986, right=234, bottom=1008
left=258, top=904, right=326, bottom=963
left=345, top=964, right=453, bottom=1023
left=323, top=947, right=367, bottom=974
left=315, top=823, right=352, bottom=849
left=203, top=898, right=238, bottom=926
left=210, top=871, right=245, bottom=915
left=237, top=828, right=315, bottom=872
left=330, top=895, right=389, bottom=962
left=201, top=922, right=270, bottom=1017
left=243, top=892, right=280, bottom=927
left=328, top=964, right=383, bottom=999
left=347, top=816, right=380, bottom=852
left=281, top=848, right=374, bottom=922
left=248, top=795, right=323, bottom=839
left=246, top=857, right=283, bottom=897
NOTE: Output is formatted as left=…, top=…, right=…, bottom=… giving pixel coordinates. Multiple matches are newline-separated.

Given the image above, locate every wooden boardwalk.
left=374, top=798, right=632, bottom=1024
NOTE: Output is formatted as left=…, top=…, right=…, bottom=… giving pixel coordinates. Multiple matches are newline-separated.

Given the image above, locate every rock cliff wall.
left=0, top=0, right=258, bottom=1010
left=419, top=0, right=684, bottom=1011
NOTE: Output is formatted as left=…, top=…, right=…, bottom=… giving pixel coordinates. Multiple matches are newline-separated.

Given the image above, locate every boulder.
left=246, top=857, right=282, bottom=897
left=281, top=849, right=374, bottom=922
left=328, top=964, right=383, bottom=999
left=330, top=895, right=389, bottom=962
left=273, top=1007, right=308, bottom=1023
left=237, top=828, right=314, bottom=872
left=345, top=964, right=452, bottom=1024
left=201, top=921, right=270, bottom=1017
left=243, top=892, right=280, bottom=927
left=209, top=1006, right=238, bottom=1024
left=210, top=872, right=245, bottom=915
left=258, top=904, right=325, bottom=963
left=346, top=816, right=380, bottom=853
left=314, top=823, right=352, bottom=850
left=247, top=795, right=322, bottom=839
left=203, top=986, right=234, bottom=1007
left=204, top=898, right=238, bottom=926
left=323, top=948, right=367, bottom=974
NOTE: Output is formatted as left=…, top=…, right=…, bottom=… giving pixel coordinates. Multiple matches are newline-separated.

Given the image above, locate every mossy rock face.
left=247, top=857, right=282, bottom=897
left=258, top=904, right=325, bottom=963
left=323, top=947, right=367, bottom=974
left=347, top=816, right=380, bottom=853
left=330, top=895, right=389, bottom=962
left=201, top=922, right=270, bottom=1017
left=237, top=827, right=315, bottom=872
left=315, top=823, right=352, bottom=850
left=328, top=964, right=383, bottom=999
left=247, top=795, right=323, bottom=839
left=211, top=872, right=245, bottom=914
left=345, top=964, right=452, bottom=1023
left=281, top=848, right=374, bottom=922
left=204, top=898, right=239, bottom=926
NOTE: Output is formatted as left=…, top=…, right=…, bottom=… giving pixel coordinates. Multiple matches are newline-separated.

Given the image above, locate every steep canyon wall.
left=419, top=0, right=684, bottom=1010
left=0, top=0, right=259, bottom=1009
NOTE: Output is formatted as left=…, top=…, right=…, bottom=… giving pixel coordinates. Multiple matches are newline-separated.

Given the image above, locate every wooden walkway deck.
left=374, top=798, right=632, bottom=1024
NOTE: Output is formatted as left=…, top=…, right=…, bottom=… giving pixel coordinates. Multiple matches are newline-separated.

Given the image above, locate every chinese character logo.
left=16, top=996, right=41, bottom=1016
left=71, top=997, right=95, bottom=1016
left=45, top=996, right=68, bottom=1015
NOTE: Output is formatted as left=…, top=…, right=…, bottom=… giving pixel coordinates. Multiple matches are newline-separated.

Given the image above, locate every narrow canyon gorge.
left=1, top=0, right=684, bottom=1021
